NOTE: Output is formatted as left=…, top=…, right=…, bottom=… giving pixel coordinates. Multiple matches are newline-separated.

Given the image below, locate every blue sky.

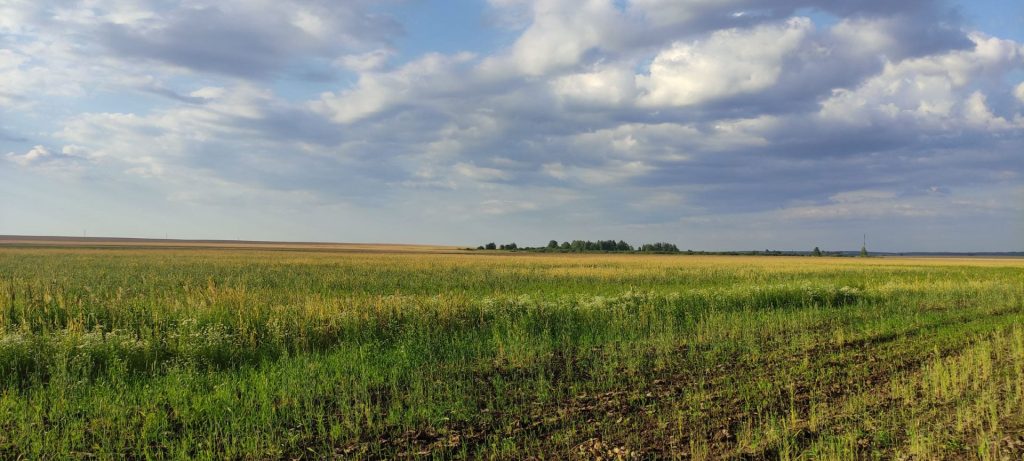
left=1, top=0, right=1022, bottom=251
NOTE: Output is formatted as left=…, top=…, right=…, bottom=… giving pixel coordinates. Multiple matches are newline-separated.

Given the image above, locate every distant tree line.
left=472, top=242, right=852, bottom=256
left=476, top=240, right=681, bottom=253
left=738, top=247, right=843, bottom=257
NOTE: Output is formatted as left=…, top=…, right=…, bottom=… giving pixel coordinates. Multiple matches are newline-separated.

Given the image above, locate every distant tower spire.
left=860, top=234, right=868, bottom=257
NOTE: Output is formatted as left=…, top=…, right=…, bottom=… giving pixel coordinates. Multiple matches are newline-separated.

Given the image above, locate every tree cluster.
left=639, top=242, right=680, bottom=253
left=480, top=242, right=519, bottom=250
left=477, top=239, right=682, bottom=253
left=561, top=240, right=634, bottom=252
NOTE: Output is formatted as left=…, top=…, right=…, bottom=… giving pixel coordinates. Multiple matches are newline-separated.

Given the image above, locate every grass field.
left=1, top=244, right=1023, bottom=459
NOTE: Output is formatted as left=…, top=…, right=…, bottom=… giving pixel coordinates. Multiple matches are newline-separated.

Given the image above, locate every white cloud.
left=0, top=49, right=26, bottom=70
left=963, top=91, right=1017, bottom=130
left=1015, top=82, right=1024, bottom=104
left=0, top=0, right=402, bottom=112
left=637, top=18, right=813, bottom=107
left=454, top=162, right=511, bottom=181
left=0, top=46, right=88, bottom=106
left=313, top=52, right=477, bottom=124
left=54, top=85, right=327, bottom=182
left=5, top=145, right=87, bottom=172
left=829, top=17, right=899, bottom=58
left=189, top=87, right=226, bottom=100
left=819, top=34, right=1024, bottom=129
left=6, top=145, right=54, bottom=166
left=541, top=160, right=652, bottom=185
left=336, top=49, right=395, bottom=72
left=483, top=0, right=625, bottom=77
left=569, top=120, right=772, bottom=160
left=551, top=65, right=637, bottom=107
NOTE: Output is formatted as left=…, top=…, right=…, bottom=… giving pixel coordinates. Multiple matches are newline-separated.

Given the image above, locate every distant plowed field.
left=0, top=235, right=463, bottom=253
left=1, top=246, right=1022, bottom=459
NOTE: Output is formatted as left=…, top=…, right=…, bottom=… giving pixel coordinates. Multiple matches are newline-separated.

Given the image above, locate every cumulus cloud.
left=638, top=18, right=813, bottom=107
left=481, top=0, right=628, bottom=76
left=963, top=92, right=1018, bottom=130
left=819, top=34, right=1023, bottom=129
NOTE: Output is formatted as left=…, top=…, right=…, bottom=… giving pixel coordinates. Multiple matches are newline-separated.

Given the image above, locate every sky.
left=1, top=0, right=1022, bottom=251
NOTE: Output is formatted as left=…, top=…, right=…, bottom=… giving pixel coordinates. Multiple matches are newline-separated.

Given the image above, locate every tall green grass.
left=0, top=248, right=1022, bottom=458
